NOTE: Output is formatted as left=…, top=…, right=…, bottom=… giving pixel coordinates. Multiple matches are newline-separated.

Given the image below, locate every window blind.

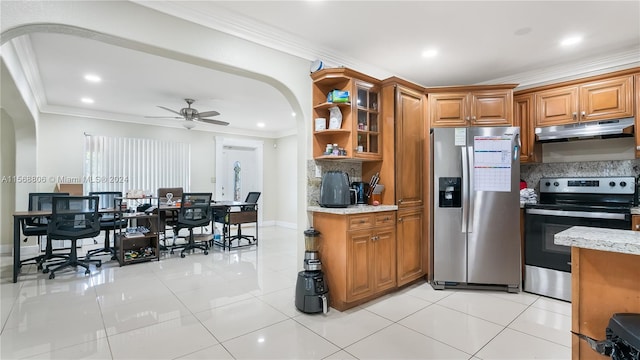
left=84, top=135, right=190, bottom=195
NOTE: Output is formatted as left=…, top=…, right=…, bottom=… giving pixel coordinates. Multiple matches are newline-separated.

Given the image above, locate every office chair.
left=86, top=191, right=128, bottom=260
left=215, top=192, right=260, bottom=249
left=20, top=193, right=70, bottom=270
left=43, top=195, right=102, bottom=279
left=174, top=192, right=212, bottom=258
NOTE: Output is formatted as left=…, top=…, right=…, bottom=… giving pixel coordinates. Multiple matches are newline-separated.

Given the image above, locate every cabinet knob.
left=360, top=220, right=366, bottom=224
left=581, top=111, right=586, bottom=120
left=572, top=112, right=577, bottom=120
left=636, top=224, right=640, bottom=230
left=471, top=116, right=476, bottom=121
left=465, top=116, right=470, bottom=122
left=398, top=218, right=403, bottom=222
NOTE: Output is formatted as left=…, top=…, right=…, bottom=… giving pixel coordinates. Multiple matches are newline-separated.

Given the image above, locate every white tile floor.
left=1, top=226, right=572, bottom=359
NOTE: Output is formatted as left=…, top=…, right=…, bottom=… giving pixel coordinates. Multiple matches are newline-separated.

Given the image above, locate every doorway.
left=215, top=137, right=263, bottom=223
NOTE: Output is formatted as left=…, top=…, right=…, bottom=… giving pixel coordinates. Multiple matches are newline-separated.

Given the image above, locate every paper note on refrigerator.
left=473, top=136, right=512, bottom=192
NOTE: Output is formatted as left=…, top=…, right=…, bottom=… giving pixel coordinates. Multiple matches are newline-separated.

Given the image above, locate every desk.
left=211, top=201, right=258, bottom=250
left=12, top=208, right=115, bottom=283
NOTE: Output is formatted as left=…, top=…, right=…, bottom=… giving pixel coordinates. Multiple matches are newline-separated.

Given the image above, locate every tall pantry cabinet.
left=381, top=78, right=429, bottom=286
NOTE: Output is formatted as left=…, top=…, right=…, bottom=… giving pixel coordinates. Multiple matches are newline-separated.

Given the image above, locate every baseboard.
left=274, top=221, right=297, bottom=229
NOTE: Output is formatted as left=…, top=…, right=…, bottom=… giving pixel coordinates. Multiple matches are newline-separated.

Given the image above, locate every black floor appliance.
left=524, top=176, right=635, bottom=301
left=295, top=228, right=329, bottom=314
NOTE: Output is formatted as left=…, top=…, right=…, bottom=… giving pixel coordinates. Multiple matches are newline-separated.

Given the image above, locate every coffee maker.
left=295, top=228, right=329, bottom=314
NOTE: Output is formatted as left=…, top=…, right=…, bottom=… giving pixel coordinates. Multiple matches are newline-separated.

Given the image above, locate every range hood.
left=535, top=117, right=635, bottom=142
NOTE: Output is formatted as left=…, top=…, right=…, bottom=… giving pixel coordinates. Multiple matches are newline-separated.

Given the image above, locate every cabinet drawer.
left=348, top=214, right=374, bottom=230
left=374, top=212, right=396, bottom=227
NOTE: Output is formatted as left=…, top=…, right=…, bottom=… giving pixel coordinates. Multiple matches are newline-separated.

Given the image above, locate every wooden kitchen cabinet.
left=381, top=79, right=429, bottom=285
left=313, top=211, right=397, bottom=311
left=634, top=74, right=640, bottom=159
left=311, top=68, right=382, bottom=161
left=514, top=93, right=541, bottom=163
left=428, top=85, right=516, bottom=127
left=535, top=75, right=634, bottom=127
left=396, top=208, right=425, bottom=286
left=383, top=81, right=426, bottom=208
left=571, top=247, right=640, bottom=360
left=632, top=215, right=640, bottom=231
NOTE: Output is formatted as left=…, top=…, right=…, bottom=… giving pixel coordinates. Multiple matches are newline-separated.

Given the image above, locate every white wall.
left=36, top=113, right=285, bottom=224
left=542, top=138, right=635, bottom=163
left=275, top=135, right=298, bottom=228
left=1, top=109, right=17, bottom=251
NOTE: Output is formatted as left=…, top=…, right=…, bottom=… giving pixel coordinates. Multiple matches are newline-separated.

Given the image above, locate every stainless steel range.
left=524, top=176, right=636, bottom=301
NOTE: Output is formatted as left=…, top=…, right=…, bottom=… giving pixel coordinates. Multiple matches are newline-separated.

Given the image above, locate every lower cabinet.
left=313, top=210, right=397, bottom=311
left=347, top=226, right=396, bottom=302
left=396, top=207, right=425, bottom=286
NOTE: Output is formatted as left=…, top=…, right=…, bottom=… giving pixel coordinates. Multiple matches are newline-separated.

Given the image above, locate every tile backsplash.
left=307, top=160, right=362, bottom=206
left=521, top=159, right=640, bottom=192
left=306, top=159, right=639, bottom=207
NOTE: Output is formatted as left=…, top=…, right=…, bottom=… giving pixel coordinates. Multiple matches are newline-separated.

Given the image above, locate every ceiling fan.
left=146, top=98, right=229, bottom=129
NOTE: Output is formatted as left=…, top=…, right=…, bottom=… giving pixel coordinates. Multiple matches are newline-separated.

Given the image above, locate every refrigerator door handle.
left=461, top=146, right=468, bottom=233
left=467, top=145, right=474, bottom=233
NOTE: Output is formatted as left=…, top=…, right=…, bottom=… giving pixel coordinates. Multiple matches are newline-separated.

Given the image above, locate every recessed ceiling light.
left=560, top=36, right=582, bottom=46
left=257, top=122, right=265, bottom=128
left=422, top=49, right=438, bottom=58
left=291, top=112, right=296, bottom=117
left=84, top=74, right=102, bottom=83
left=81, top=97, right=94, bottom=104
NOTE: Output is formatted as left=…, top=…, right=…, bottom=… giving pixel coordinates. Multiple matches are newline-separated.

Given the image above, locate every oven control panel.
left=540, top=177, right=636, bottom=194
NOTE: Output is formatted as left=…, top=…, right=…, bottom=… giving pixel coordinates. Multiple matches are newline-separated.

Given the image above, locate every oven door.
left=525, top=208, right=631, bottom=272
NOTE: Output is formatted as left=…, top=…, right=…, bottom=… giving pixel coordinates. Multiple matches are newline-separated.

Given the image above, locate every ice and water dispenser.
left=439, top=177, right=461, bottom=208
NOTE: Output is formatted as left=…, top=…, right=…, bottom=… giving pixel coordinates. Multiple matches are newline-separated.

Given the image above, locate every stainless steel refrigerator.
left=430, top=126, right=521, bottom=292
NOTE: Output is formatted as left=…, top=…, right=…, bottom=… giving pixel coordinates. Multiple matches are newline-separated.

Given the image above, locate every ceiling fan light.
left=183, top=121, right=196, bottom=129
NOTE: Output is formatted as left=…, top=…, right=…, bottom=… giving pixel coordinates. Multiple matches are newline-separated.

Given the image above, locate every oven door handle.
left=526, top=208, right=628, bottom=220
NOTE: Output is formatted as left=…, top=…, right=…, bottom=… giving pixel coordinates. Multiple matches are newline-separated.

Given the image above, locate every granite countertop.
left=555, top=226, right=640, bottom=256
left=308, top=204, right=398, bottom=215
left=631, top=207, right=640, bottom=215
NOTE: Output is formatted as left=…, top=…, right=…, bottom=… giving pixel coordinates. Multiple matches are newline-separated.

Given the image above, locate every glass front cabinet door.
left=355, top=81, right=381, bottom=160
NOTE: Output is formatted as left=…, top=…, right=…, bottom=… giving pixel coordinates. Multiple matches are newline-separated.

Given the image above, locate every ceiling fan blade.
left=197, top=110, right=220, bottom=118
left=197, top=118, right=229, bottom=126
left=144, top=115, right=183, bottom=119
left=157, top=106, right=182, bottom=115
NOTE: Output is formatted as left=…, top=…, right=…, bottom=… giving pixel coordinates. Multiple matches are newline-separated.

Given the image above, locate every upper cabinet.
left=514, top=93, right=541, bottom=163
left=428, top=85, right=516, bottom=127
left=535, top=75, right=634, bottom=127
left=636, top=74, right=640, bottom=158
left=311, top=68, right=382, bottom=161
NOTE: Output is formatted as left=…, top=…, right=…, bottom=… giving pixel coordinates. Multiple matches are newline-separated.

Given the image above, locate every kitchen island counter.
left=555, top=226, right=640, bottom=255
left=555, top=226, right=640, bottom=360
left=631, top=206, right=640, bottom=215
left=308, top=204, right=398, bottom=215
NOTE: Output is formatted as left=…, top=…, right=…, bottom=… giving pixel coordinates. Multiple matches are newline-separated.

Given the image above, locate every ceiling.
left=7, top=1, right=640, bottom=137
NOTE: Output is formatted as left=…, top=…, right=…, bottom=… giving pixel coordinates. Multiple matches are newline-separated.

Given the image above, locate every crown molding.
left=480, top=48, right=640, bottom=90
left=132, top=1, right=394, bottom=80
left=39, top=104, right=290, bottom=139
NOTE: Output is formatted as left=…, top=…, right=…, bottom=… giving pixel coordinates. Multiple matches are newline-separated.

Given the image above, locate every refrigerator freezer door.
left=466, top=126, right=521, bottom=286
left=432, top=128, right=467, bottom=283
